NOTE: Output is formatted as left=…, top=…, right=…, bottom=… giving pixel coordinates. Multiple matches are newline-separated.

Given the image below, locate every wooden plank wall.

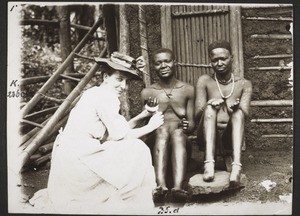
left=171, top=5, right=230, bottom=85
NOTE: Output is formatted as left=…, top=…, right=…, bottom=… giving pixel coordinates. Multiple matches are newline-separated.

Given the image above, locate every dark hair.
left=208, top=40, right=232, bottom=55
left=152, top=48, right=175, bottom=60
left=101, top=64, right=115, bottom=76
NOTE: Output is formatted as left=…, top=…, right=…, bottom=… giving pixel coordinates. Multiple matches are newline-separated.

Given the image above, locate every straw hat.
left=95, top=52, right=143, bottom=80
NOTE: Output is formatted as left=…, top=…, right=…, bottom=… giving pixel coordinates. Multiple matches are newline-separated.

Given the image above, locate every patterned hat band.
left=110, top=52, right=137, bottom=70
left=94, top=52, right=148, bottom=80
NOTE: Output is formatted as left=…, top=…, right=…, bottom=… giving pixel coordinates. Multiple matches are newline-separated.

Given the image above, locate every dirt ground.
left=20, top=143, right=293, bottom=214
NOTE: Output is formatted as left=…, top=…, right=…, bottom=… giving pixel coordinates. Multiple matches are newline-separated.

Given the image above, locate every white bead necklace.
left=215, top=73, right=235, bottom=99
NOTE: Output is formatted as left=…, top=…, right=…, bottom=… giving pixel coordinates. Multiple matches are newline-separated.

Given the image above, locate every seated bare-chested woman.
left=195, top=40, right=252, bottom=186
left=141, top=48, right=195, bottom=202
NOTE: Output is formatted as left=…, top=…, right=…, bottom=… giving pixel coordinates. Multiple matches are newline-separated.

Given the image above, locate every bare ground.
left=18, top=144, right=293, bottom=214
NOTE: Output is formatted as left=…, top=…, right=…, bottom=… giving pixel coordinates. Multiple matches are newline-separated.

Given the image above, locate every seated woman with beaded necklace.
left=195, top=40, right=252, bottom=185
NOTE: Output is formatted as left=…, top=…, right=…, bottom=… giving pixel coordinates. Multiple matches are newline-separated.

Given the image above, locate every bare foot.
left=153, top=185, right=168, bottom=203
left=229, top=162, right=242, bottom=186
left=203, top=160, right=215, bottom=182
left=170, top=188, right=189, bottom=202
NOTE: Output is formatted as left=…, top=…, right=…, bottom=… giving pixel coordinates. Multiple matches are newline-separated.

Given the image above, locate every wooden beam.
left=24, top=106, right=59, bottom=120
left=262, top=134, right=293, bottom=138
left=20, top=119, right=44, bottom=128
left=20, top=19, right=94, bottom=31
left=19, top=19, right=59, bottom=26
left=244, top=17, right=293, bottom=21
left=38, top=142, right=54, bottom=154
left=33, top=152, right=52, bottom=167
left=37, top=93, right=64, bottom=103
left=250, top=34, right=292, bottom=39
left=249, top=66, right=292, bottom=71
left=241, top=4, right=292, bottom=9
left=74, top=53, right=95, bottom=61
left=172, top=8, right=229, bottom=17
left=250, top=100, right=293, bottom=106
left=60, top=74, right=81, bottom=82
left=252, top=54, right=293, bottom=59
left=176, top=62, right=211, bottom=68
left=251, top=118, right=293, bottom=123
left=20, top=72, right=102, bottom=85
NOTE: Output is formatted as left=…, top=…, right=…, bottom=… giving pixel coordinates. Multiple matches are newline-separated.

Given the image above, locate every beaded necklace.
left=215, top=73, right=235, bottom=99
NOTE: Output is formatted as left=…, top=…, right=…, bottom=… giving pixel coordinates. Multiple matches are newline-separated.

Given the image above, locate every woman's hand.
left=147, top=111, right=164, bottom=130
left=144, top=97, right=159, bottom=116
left=207, top=98, right=224, bottom=111
left=178, top=117, right=189, bottom=132
left=227, top=98, right=240, bottom=114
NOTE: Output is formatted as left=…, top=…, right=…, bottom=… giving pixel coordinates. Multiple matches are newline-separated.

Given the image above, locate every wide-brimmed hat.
left=95, top=52, right=143, bottom=80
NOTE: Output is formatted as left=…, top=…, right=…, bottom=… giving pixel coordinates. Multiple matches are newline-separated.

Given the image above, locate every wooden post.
left=229, top=6, right=244, bottom=78
left=139, top=5, right=151, bottom=87
left=57, top=6, right=75, bottom=95
left=174, top=6, right=182, bottom=79
left=161, top=5, right=173, bottom=49
left=103, top=4, right=118, bottom=54
left=118, top=4, right=131, bottom=120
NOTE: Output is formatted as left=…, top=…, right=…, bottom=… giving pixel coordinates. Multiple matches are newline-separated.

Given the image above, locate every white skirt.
left=29, top=134, right=156, bottom=214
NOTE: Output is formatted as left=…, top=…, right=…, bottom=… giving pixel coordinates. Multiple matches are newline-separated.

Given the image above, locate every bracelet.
left=204, top=160, right=215, bottom=164
left=231, top=162, right=242, bottom=167
left=145, top=104, right=159, bottom=113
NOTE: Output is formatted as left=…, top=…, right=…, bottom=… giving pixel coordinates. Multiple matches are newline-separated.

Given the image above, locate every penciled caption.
left=7, top=80, right=27, bottom=98
left=157, top=206, right=180, bottom=214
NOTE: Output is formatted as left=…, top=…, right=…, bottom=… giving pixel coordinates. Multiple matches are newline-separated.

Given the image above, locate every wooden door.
left=161, top=4, right=243, bottom=85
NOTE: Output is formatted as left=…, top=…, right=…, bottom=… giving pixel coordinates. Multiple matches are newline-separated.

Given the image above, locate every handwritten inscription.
left=10, top=5, right=18, bottom=12
left=7, top=80, right=26, bottom=98
left=157, top=206, right=180, bottom=214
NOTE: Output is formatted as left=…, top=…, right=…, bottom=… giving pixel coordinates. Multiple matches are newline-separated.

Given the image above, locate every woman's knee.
left=231, top=109, right=245, bottom=123
left=154, top=128, right=170, bottom=149
left=203, top=105, right=217, bottom=121
left=156, top=127, right=169, bottom=137
left=171, top=129, right=187, bottom=148
left=171, top=128, right=185, bottom=137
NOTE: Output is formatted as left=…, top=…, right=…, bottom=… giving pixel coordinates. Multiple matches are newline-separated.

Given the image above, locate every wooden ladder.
left=18, top=17, right=108, bottom=172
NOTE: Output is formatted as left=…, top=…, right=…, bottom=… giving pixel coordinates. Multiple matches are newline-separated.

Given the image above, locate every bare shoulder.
left=235, top=76, right=252, bottom=88
left=141, top=83, right=161, bottom=99
left=196, top=74, right=212, bottom=87
left=177, top=80, right=194, bottom=88
left=141, top=86, right=153, bottom=99
left=142, top=83, right=158, bottom=92
left=176, top=80, right=194, bottom=97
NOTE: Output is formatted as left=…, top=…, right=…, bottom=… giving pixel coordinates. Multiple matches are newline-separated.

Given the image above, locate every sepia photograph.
left=7, top=2, right=294, bottom=214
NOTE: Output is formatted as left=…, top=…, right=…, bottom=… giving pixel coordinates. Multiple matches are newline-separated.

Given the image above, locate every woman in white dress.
left=29, top=53, right=164, bottom=214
